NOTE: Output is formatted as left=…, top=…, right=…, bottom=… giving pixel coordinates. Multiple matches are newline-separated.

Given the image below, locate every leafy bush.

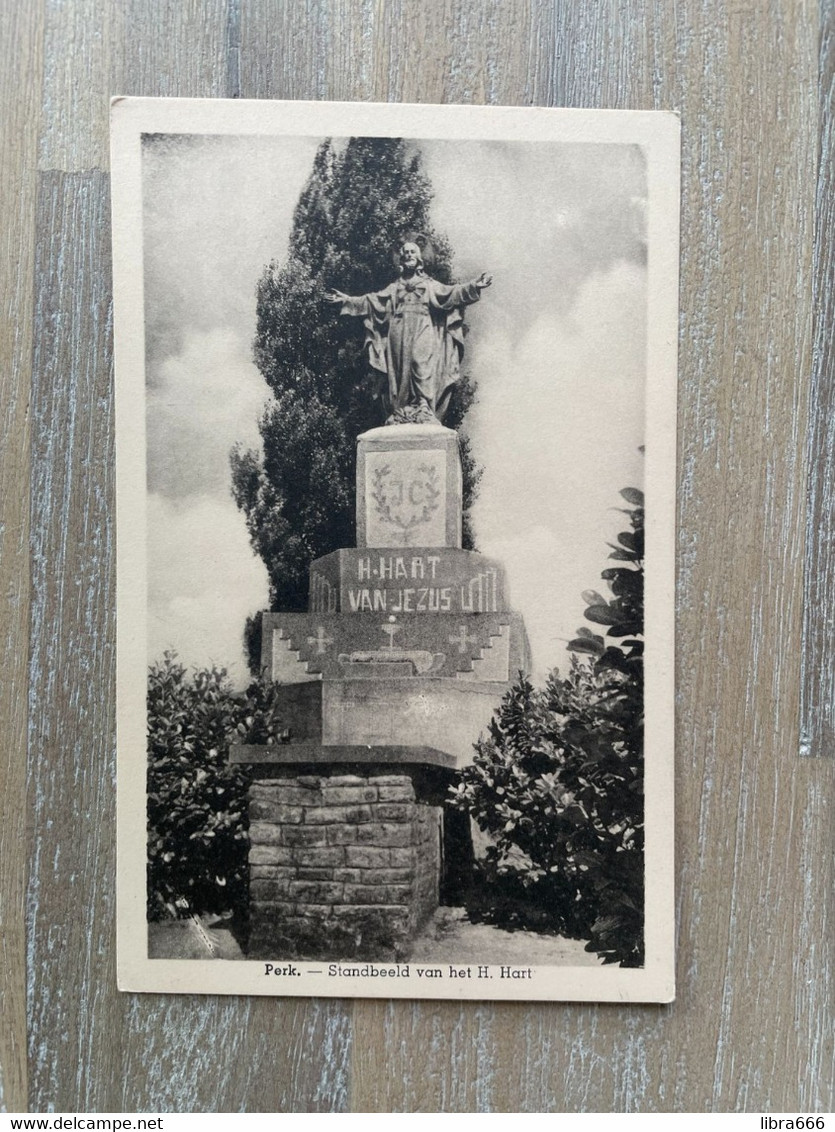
left=146, top=653, right=284, bottom=922
left=451, top=489, right=644, bottom=966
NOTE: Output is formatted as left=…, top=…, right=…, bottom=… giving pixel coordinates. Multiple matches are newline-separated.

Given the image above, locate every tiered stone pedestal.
left=232, top=423, right=528, bottom=960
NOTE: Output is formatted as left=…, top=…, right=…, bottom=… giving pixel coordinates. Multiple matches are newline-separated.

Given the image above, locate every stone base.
left=235, top=675, right=522, bottom=770
left=246, top=770, right=443, bottom=961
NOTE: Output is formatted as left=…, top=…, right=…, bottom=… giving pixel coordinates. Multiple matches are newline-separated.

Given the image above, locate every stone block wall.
left=247, top=771, right=442, bottom=960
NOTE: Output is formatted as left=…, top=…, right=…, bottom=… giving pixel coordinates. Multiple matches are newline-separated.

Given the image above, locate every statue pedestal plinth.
left=259, top=610, right=530, bottom=767
left=356, top=424, right=462, bottom=549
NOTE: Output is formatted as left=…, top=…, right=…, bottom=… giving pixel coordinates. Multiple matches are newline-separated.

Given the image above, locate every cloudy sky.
left=143, top=132, right=646, bottom=687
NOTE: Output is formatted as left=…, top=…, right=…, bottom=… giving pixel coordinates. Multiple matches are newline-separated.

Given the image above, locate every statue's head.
left=392, top=233, right=434, bottom=276
left=399, top=241, right=423, bottom=272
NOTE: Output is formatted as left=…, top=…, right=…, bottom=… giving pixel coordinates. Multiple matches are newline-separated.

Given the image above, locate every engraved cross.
left=381, top=622, right=402, bottom=649
left=449, top=624, right=479, bottom=654
left=307, top=626, right=334, bottom=654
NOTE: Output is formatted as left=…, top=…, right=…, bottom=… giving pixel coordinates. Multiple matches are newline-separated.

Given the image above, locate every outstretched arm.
left=430, top=272, right=493, bottom=311
left=324, top=288, right=351, bottom=305
left=324, top=288, right=379, bottom=319
left=325, top=286, right=391, bottom=321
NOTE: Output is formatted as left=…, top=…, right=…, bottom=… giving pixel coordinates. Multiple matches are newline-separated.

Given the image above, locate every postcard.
left=112, top=98, right=678, bottom=1001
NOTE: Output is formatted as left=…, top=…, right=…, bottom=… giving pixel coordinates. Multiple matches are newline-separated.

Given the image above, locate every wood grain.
left=802, top=0, right=835, bottom=758
left=38, top=0, right=117, bottom=173
left=0, top=0, right=43, bottom=1114
left=28, top=169, right=118, bottom=1110
left=1, top=0, right=831, bottom=1113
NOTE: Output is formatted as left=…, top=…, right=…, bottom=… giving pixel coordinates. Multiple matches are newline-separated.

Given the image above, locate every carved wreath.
left=371, top=463, right=441, bottom=537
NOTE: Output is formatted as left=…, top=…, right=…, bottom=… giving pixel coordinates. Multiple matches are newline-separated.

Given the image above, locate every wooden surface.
left=803, top=1, right=835, bottom=758
left=1, top=0, right=832, bottom=1113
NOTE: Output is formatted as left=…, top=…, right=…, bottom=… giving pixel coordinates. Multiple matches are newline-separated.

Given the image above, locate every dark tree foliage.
left=451, top=489, right=645, bottom=966
left=146, top=653, right=286, bottom=922
left=232, top=138, right=482, bottom=654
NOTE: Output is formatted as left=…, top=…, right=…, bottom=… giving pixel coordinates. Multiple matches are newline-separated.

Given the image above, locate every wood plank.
left=238, top=0, right=537, bottom=104
left=0, top=0, right=44, bottom=1115
left=801, top=0, right=835, bottom=756
left=38, top=0, right=117, bottom=172
left=118, top=997, right=353, bottom=1112
left=27, top=170, right=119, bottom=1110
left=668, top=0, right=821, bottom=1111
left=118, top=0, right=231, bottom=104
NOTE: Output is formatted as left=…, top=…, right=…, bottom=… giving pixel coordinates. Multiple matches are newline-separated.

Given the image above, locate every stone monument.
left=231, top=245, right=531, bottom=960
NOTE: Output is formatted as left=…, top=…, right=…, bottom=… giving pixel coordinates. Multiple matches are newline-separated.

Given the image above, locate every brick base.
left=246, top=771, right=442, bottom=960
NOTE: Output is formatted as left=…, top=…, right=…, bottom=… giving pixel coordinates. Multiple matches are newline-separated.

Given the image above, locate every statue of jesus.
left=325, top=240, right=492, bottom=425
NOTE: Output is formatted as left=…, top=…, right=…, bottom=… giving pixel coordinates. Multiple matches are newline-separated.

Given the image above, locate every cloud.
left=147, top=492, right=268, bottom=685
left=423, top=138, right=646, bottom=337
left=143, top=133, right=321, bottom=373
left=147, top=326, right=269, bottom=499
left=467, top=260, right=646, bottom=680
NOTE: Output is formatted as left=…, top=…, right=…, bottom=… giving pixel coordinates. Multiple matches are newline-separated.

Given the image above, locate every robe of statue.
left=339, top=274, right=481, bottom=422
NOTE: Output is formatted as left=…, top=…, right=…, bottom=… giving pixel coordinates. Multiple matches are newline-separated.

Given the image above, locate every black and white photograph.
left=112, top=98, right=678, bottom=1002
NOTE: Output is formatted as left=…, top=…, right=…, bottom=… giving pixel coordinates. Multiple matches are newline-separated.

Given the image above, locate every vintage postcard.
left=112, top=98, right=678, bottom=1001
